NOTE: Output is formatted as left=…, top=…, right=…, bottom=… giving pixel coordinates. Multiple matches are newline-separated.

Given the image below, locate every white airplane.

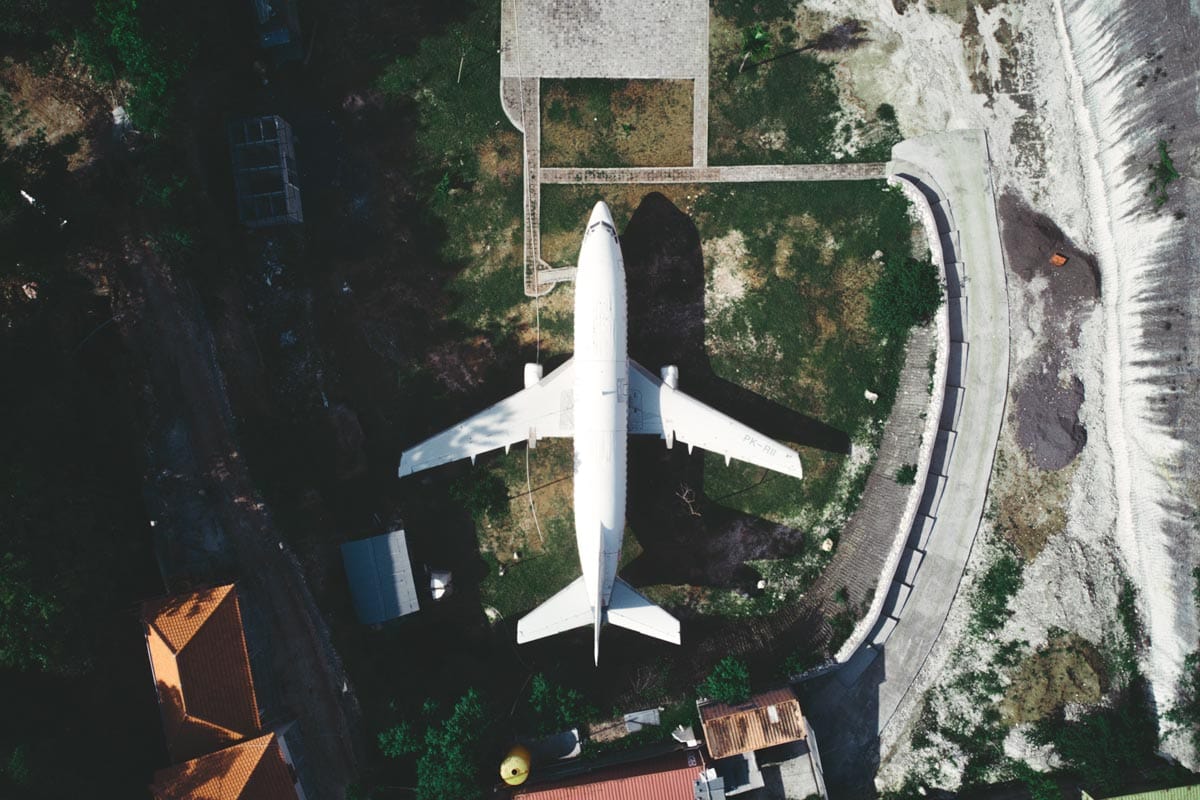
left=399, top=202, right=804, bottom=664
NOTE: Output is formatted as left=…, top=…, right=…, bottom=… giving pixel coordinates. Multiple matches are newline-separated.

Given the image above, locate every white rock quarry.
left=800, top=0, right=1200, bottom=781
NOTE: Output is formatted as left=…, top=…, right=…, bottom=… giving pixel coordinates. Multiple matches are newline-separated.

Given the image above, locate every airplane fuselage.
left=572, top=208, right=628, bottom=618
left=398, top=201, right=801, bottom=662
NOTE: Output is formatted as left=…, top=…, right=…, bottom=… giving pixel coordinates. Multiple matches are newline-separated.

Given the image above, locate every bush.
left=869, top=254, right=942, bottom=342
left=417, top=690, right=488, bottom=800
left=527, top=674, right=596, bottom=735
left=0, top=552, right=63, bottom=672
left=378, top=721, right=419, bottom=758
left=968, top=545, right=1022, bottom=636
left=895, top=463, right=917, bottom=485
left=1167, top=567, right=1200, bottom=760
left=1029, top=678, right=1161, bottom=795
left=699, top=656, right=751, bottom=704
left=1148, top=139, right=1180, bottom=209
left=713, top=0, right=794, bottom=25
left=80, top=0, right=191, bottom=133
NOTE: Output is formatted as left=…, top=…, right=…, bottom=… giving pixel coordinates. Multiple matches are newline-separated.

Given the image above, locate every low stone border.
left=831, top=170, right=954, bottom=666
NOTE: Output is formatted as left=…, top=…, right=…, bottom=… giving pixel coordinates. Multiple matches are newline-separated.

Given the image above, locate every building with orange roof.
left=513, top=749, right=711, bottom=800
left=141, top=584, right=263, bottom=763
left=697, top=687, right=826, bottom=798
left=150, top=732, right=305, bottom=800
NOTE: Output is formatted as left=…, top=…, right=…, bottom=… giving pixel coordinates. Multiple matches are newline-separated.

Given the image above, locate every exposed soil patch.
left=990, top=445, right=1073, bottom=560
left=0, top=54, right=110, bottom=168
left=1014, top=366, right=1087, bottom=471
left=1000, top=633, right=1106, bottom=725
left=1000, top=192, right=1099, bottom=471
left=999, top=192, right=1100, bottom=320
left=540, top=79, right=693, bottom=168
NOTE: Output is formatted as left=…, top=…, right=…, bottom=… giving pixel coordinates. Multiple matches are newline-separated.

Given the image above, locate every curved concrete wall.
left=832, top=174, right=954, bottom=665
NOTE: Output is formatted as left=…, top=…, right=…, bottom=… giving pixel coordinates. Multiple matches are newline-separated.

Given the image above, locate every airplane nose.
left=587, top=201, right=614, bottom=229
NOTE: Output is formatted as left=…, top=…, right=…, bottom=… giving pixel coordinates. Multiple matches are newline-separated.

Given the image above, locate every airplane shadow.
left=619, top=192, right=851, bottom=590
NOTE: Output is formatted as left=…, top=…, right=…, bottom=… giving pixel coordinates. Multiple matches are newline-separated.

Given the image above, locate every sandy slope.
left=802, top=0, right=1200, bottom=778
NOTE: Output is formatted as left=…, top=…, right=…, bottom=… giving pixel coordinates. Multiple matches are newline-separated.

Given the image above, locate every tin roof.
left=514, top=750, right=705, bottom=800
left=341, top=530, right=421, bottom=624
left=1085, top=786, right=1200, bottom=800
left=150, top=733, right=299, bottom=800
left=142, top=585, right=262, bottom=762
left=698, top=687, right=806, bottom=760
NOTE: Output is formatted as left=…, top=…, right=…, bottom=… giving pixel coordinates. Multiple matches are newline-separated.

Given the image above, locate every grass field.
left=354, top=0, right=921, bottom=749
left=541, top=79, right=693, bottom=168
left=707, top=7, right=902, bottom=164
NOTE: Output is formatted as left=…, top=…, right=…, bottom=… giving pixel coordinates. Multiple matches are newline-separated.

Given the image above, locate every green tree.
left=377, top=721, right=420, bottom=759
left=527, top=674, right=596, bottom=735
left=869, top=254, right=942, bottom=342
left=739, top=24, right=772, bottom=72
left=1029, top=678, right=1162, bottom=795
left=78, top=0, right=192, bottom=132
left=895, top=463, right=917, bottom=485
left=414, top=689, right=489, bottom=800
left=699, top=656, right=751, bottom=704
left=0, top=552, right=63, bottom=672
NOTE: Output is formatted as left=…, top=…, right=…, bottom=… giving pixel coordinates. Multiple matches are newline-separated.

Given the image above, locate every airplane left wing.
left=398, top=359, right=575, bottom=477
left=628, top=361, right=803, bottom=479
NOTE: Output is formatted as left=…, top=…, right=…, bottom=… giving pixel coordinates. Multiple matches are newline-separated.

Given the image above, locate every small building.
left=698, top=688, right=806, bottom=760
left=697, top=687, right=826, bottom=798
left=250, top=0, right=302, bottom=61
left=513, top=749, right=713, bottom=800
left=229, top=115, right=303, bottom=228
left=341, top=529, right=422, bottom=624
left=141, top=584, right=262, bottom=763
left=150, top=732, right=305, bottom=800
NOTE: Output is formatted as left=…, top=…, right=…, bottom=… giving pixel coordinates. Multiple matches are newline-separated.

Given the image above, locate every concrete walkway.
left=540, top=163, right=887, bottom=183
left=798, top=130, right=1010, bottom=799
left=500, top=0, right=884, bottom=294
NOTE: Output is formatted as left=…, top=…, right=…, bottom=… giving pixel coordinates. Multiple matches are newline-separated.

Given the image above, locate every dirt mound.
left=1015, top=365, right=1087, bottom=471
left=1000, top=192, right=1097, bottom=471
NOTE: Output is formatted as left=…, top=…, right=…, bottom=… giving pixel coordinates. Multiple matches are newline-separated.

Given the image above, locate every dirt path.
left=115, top=241, right=360, bottom=798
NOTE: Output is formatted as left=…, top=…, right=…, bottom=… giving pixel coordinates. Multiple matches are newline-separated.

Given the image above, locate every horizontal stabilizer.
left=605, top=578, right=681, bottom=645
left=516, top=575, right=594, bottom=644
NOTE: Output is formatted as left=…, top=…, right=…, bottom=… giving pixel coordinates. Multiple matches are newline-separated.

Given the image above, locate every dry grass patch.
left=991, top=445, right=1074, bottom=560
left=1000, top=633, right=1106, bottom=725
left=476, top=130, right=523, bottom=183
left=1, top=56, right=107, bottom=168
left=541, top=79, right=693, bottom=168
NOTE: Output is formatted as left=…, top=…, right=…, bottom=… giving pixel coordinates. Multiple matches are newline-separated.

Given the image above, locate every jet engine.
left=660, top=365, right=679, bottom=389
left=524, top=363, right=544, bottom=389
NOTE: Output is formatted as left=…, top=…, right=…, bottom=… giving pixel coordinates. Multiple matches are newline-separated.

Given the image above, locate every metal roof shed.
left=341, top=530, right=421, bottom=624
left=229, top=115, right=303, bottom=228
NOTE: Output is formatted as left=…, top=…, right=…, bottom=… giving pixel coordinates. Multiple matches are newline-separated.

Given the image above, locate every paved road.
left=120, top=243, right=361, bottom=799
left=799, top=131, right=1010, bottom=799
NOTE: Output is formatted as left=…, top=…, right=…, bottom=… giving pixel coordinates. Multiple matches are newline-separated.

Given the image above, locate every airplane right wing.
left=628, top=360, right=803, bottom=479
left=399, top=359, right=575, bottom=477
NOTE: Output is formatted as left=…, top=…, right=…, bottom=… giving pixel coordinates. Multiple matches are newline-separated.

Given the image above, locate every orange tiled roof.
left=514, top=751, right=705, bottom=800
left=698, top=687, right=806, bottom=760
left=150, top=733, right=299, bottom=800
left=142, top=585, right=262, bottom=762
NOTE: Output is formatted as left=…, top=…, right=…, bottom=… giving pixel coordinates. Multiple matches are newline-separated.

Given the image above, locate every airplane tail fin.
left=516, top=575, right=594, bottom=645
left=515, top=576, right=681, bottom=665
left=605, top=578, right=681, bottom=646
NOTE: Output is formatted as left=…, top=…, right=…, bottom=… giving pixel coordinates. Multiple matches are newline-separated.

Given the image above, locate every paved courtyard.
left=500, top=0, right=709, bottom=79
